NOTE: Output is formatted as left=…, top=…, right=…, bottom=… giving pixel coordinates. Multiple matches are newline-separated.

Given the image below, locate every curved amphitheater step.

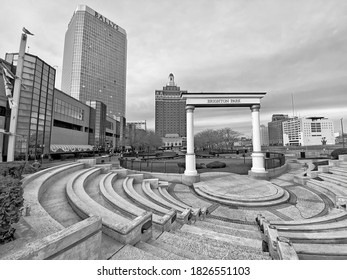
left=308, top=178, right=347, bottom=199
left=319, top=173, right=347, bottom=188
left=306, top=180, right=338, bottom=205
left=66, top=167, right=152, bottom=244
left=39, top=168, right=84, bottom=227
left=140, top=180, right=193, bottom=221
left=293, top=243, right=347, bottom=260
left=193, top=173, right=290, bottom=207
left=100, top=173, right=173, bottom=233
left=84, top=173, right=133, bottom=219
left=171, top=183, right=214, bottom=210
left=330, top=167, right=347, bottom=177
left=122, top=177, right=180, bottom=222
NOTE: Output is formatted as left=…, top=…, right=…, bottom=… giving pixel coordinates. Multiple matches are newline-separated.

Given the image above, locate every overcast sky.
left=1, top=0, right=346, bottom=136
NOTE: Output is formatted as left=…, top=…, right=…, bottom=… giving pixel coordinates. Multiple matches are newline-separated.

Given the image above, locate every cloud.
left=1, top=0, right=346, bottom=136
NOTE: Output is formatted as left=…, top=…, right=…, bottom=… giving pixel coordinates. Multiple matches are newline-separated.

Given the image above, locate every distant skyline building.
left=127, top=120, right=147, bottom=131
left=283, top=117, right=335, bottom=146
left=155, top=73, right=187, bottom=137
left=268, top=114, right=290, bottom=146
left=61, top=5, right=127, bottom=119
left=260, top=125, right=269, bottom=146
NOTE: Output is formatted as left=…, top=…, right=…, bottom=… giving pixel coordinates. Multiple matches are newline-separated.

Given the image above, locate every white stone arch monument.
left=181, top=92, right=268, bottom=179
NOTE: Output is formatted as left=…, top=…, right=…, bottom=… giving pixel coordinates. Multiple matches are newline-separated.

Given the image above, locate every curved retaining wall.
left=66, top=168, right=153, bottom=244
left=22, top=162, right=85, bottom=238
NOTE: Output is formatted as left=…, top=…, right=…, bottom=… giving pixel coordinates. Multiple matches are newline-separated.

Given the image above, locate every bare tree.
left=195, top=128, right=241, bottom=151
left=126, top=129, right=162, bottom=151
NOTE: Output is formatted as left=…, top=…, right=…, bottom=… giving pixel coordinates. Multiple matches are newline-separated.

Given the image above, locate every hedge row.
left=0, top=176, right=24, bottom=243
left=331, top=148, right=347, bottom=160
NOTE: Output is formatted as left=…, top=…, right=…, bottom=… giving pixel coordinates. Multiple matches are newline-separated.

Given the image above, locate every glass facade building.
left=5, top=53, right=55, bottom=159
left=86, top=100, right=106, bottom=149
left=61, top=5, right=127, bottom=119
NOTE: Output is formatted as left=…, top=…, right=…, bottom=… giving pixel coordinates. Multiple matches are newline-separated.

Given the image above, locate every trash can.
left=300, top=152, right=305, bottom=159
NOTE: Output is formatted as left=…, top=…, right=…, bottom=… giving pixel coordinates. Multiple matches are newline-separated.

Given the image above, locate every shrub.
left=206, top=161, right=227, bottom=169
left=312, top=160, right=329, bottom=171
left=331, top=148, right=347, bottom=160
left=177, top=162, right=205, bottom=169
left=61, top=153, right=75, bottom=161
left=0, top=176, right=24, bottom=244
left=0, top=161, right=26, bottom=179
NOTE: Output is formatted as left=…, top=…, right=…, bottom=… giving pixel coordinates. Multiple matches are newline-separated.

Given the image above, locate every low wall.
left=127, top=170, right=200, bottom=186
left=266, top=163, right=289, bottom=178
left=2, top=216, right=102, bottom=260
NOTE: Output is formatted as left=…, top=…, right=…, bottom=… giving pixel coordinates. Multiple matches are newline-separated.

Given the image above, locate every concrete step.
left=124, top=178, right=176, bottom=217
left=306, top=180, right=336, bottom=203
left=310, top=178, right=347, bottom=198
left=320, top=174, right=347, bottom=188
left=293, top=243, right=347, bottom=260
left=84, top=174, right=133, bottom=219
left=110, top=244, right=161, bottom=260
left=147, top=239, right=212, bottom=260
left=39, top=169, right=83, bottom=228
left=158, top=230, right=269, bottom=260
left=194, top=185, right=290, bottom=208
left=136, top=241, right=186, bottom=260
left=330, top=167, right=347, bottom=178
left=172, top=183, right=213, bottom=209
left=192, top=220, right=262, bottom=240
left=100, top=233, right=124, bottom=260
left=203, top=217, right=259, bottom=231
left=101, top=173, right=173, bottom=232
left=179, top=224, right=261, bottom=249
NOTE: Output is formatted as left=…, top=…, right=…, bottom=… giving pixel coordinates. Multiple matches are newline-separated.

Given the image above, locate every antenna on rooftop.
left=291, top=93, right=295, bottom=118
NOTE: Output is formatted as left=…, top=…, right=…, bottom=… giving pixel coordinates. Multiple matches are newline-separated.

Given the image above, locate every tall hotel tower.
left=155, top=74, right=187, bottom=137
left=61, top=5, right=127, bottom=118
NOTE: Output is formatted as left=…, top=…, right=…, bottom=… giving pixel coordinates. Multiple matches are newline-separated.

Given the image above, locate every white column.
left=250, top=105, right=266, bottom=173
left=185, top=105, right=197, bottom=176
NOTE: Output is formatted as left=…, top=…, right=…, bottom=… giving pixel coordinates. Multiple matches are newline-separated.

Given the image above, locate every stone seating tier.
left=158, top=185, right=205, bottom=218
left=65, top=167, right=152, bottom=244
left=122, top=177, right=178, bottom=223
left=308, top=178, right=347, bottom=199
left=194, top=185, right=290, bottom=207
left=99, top=173, right=174, bottom=232
left=22, top=162, right=86, bottom=238
left=319, top=173, right=347, bottom=187
left=141, top=180, right=192, bottom=222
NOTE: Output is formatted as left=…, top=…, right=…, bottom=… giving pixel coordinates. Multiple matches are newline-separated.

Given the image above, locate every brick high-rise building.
left=61, top=5, right=127, bottom=119
left=155, top=74, right=187, bottom=137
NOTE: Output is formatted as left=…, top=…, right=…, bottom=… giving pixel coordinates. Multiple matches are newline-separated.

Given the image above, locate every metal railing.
left=264, top=152, right=286, bottom=170
left=119, top=158, right=184, bottom=174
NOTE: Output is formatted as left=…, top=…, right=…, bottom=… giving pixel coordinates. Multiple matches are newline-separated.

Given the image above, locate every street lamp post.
left=7, top=28, right=33, bottom=162
left=341, top=118, right=345, bottom=149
